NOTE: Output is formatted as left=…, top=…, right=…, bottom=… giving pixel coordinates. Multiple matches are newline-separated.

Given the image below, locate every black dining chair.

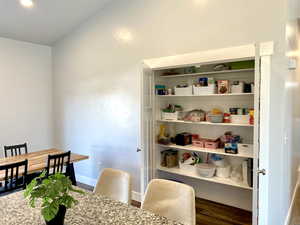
left=45, top=151, right=76, bottom=185
left=4, top=143, right=28, bottom=158
left=0, top=159, right=28, bottom=194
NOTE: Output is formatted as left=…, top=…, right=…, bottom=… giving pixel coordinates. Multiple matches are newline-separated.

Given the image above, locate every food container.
left=205, top=140, right=219, bottom=149
left=231, top=81, right=245, bottom=93
left=193, top=85, right=216, bottom=95
left=238, top=144, right=254, bottom=156
left=161, top=111, right=178, bottom=121
left=175, top=133, right=192, bottom=146
left=216, top=165, right=231, bottom=178
left=192, top=139, right=205, bottom=148
left=230, top=115, right=250, bottom=124
left=174, top=86, right=193, bottom=96
left=217, top=80, right=229, bottom=94
left=208, top=114, right=224, bottom=123
left=195, top=163, right=216, bottom=178
left=179, top=162, right=197, bottom=173
left=161, top=150, right=178, bottom=168
left=212, top=158, right=226, bottom=167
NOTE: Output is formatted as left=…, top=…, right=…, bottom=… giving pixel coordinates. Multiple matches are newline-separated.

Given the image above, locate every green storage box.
left=229, top=60, right=255, bottom=70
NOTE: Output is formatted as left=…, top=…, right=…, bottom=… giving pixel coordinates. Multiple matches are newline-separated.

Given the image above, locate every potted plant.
left=24, top=171, right=84, bottom=225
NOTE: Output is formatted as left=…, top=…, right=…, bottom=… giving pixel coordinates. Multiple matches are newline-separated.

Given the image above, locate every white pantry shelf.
left=157, top=144, right=253, bottom=158
left=159, top=68, right=254, bottom=78
left=156, top=93, right=254, bottom=97
left=157, top=166, right=252, bottom=190
left=157, top=119, right=254, bottom=127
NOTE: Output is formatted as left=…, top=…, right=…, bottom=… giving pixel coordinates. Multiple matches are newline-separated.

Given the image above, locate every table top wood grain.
left=0, top=149, right=88, bottom=181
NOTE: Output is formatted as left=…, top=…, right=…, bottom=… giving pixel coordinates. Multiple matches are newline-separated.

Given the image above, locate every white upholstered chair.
left=141, top=179, right=196, bottom=225
left=94, top=168, right=131, bottom=204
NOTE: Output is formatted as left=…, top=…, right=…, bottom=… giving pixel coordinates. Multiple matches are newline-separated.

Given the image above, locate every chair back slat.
left=4, top=143, right=28, bottom=158
left=0, top=159, right=28, bottom=194
left=46, top=151, right=71, bottom=177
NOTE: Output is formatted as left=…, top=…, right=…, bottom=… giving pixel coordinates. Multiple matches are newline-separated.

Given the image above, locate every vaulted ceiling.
left=0, top=0, right=110, bottom=45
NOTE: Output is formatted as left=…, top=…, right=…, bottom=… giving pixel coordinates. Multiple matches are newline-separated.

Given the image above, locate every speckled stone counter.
left=0, top=189, right=183, bottom=225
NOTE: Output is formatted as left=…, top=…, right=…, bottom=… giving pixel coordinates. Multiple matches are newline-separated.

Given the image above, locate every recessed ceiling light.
left=20, top=0, right=34, bottom=8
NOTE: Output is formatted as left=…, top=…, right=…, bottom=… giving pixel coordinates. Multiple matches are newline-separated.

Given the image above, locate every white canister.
left=216, top=165, right=231, bottom=178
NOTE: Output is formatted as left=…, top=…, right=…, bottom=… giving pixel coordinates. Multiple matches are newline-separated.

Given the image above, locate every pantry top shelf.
left=159, top=68, right=255, bottom=78
left=158, top=143, right=253, bottom=158
left=157, top=119, right=254, bottom=127
left=156, top=93, right=254, bottom=97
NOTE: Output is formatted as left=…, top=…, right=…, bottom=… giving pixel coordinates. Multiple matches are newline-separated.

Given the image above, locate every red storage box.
left=204, top=140, right=220, bottom=149
left=192, top=139, right=205, bottom=148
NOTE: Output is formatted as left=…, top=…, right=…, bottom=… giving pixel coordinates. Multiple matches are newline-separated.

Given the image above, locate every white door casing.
left=140, top=63, right=154, bottom=195
left=256, top=42, right=274, bottom=225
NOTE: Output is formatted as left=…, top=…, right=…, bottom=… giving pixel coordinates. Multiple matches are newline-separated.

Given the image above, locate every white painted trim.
left=260, top=42, right=274, bottom=56
left=258, top=55, right=272, bottom=225
left=143, top=44, right=256, bottom=70
left=76, top=174, right=97, bottom=187
left=132, top=191, right=143, bottom=202
left=284, top=166, right=300, bottom=225
left=284, top=183, right=298, bottom=225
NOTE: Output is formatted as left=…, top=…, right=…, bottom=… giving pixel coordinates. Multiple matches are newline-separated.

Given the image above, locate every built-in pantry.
left=141, top=43, right=274, bottom=225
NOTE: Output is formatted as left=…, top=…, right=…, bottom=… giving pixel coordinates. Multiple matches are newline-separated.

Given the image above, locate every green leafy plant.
left=24, top=171, right=84, bottom=222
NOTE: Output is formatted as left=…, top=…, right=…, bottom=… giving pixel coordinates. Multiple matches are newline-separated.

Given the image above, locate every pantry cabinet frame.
left=140, top=42, right=274, bottom=224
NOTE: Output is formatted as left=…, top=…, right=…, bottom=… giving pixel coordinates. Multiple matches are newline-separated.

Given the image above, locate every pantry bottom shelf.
left=157, top=166, right=252, bottom=190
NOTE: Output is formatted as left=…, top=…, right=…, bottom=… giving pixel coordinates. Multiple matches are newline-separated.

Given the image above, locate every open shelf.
left=159, top=68, right=254, bottom=78
left=157, top=119, right=254, bottom=127
left=156, top=93, right=254, bottom=97
left=157, top=166, right=252, bottom=190
left=158, top=144, right=253, bottom=158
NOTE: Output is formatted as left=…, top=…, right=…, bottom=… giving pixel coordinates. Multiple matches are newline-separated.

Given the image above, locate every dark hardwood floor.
left=78, top=182, right=252, bottom=225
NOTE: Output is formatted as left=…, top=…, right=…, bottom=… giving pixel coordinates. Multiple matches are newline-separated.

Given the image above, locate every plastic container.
left=174, top=86, right=193, bottom=96
left=238, top=144, right=254, bottom=156
left=230, top=115, right=250, bottom=124
left=208, top=114, right=224, bottom=123
left=161, top=111, right=178, bottom=121
left=193, top=85, right=216, bottom=95
left=216, top=165, right=231, bottom=178
left=212, top=158, right=226, bottom=167
left=231, top=81, right=245, bottom=93
left=179, top=162, right=197, bottom=173
left=195, top=163, right=216, bottom=178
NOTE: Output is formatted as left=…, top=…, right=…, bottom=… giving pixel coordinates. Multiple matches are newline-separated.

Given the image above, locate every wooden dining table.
left=0, top=188, right=182, bottom=225
left=0, top=148, right=89, bottom=184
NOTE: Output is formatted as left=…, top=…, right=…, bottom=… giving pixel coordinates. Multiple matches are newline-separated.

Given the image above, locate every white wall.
left=0, top=37, right=53, bottom=154
left=52, top=0, right=286, bottom=220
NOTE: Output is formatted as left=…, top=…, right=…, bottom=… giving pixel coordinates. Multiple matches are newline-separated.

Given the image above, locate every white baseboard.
left=76, top=174, right=97, bottom=187
left=132, top=191, right=142, bottom=202
left=76, top=174, right=143, bottom=202
left=284, top=183, right=298, bottom=225
left=284, top=167, right=300, bottom=225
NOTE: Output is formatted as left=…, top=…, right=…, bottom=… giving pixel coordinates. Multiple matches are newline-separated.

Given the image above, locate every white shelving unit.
left=154, top=62, right=255, bottom=195
left=147, top=57, right=257, bottom=213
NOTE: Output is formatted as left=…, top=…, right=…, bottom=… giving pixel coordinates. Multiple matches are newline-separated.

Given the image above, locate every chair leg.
left=68, top=163, right=77, bottom=186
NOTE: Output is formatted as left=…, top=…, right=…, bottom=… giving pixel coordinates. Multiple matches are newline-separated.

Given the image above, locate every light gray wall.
left=0, top=37, right=53, bottom=153
left=52, top=0, right=286, bottom=219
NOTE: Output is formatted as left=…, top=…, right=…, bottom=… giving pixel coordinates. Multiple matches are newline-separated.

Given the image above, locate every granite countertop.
left=0, top=189, right=183, bottom=225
